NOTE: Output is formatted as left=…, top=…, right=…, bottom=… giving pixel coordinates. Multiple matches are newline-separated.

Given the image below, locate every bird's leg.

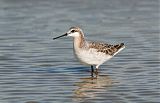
left=95, top=68, right=99, bottom=75
left=94, top=65, right=99, bottom=77
left=91, top=65, right=94, bottom=77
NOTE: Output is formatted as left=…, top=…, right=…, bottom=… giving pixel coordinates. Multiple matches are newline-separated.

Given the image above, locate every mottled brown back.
left=89, top=42, right=124, bottom=56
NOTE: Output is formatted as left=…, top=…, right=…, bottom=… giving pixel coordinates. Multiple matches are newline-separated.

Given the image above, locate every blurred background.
left=0, top=0, right=159, bottom=103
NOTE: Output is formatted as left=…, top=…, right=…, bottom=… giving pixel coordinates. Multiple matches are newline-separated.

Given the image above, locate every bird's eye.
left=71, top=30, right=76, bottom=33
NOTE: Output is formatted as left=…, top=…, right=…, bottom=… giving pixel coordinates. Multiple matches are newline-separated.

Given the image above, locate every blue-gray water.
left=0, top=0, right=159, bottom=103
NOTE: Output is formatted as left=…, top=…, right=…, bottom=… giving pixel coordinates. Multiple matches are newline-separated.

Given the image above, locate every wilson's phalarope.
left=53, top=27, right=125, bottom=77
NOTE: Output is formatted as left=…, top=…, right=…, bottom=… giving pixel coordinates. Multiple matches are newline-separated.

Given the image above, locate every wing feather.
left=89, top=42, right=124, bottom=56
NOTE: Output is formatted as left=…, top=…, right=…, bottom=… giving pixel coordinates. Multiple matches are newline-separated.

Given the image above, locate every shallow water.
left=0, top=0, right=159, bottom=103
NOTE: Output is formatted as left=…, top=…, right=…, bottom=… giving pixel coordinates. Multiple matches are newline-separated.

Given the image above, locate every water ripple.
left=0, top=0, right=159, bottom=103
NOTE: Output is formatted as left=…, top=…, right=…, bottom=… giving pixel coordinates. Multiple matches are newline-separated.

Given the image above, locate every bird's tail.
left=113, top=43, right=125, bottom=56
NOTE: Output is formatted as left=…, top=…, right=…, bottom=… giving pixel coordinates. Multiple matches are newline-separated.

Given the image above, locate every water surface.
left=0, top=0, right=159, bottom=103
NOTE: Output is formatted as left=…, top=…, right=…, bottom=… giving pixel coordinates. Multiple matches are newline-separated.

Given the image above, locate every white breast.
left=74, top=48, right=112, bottom=66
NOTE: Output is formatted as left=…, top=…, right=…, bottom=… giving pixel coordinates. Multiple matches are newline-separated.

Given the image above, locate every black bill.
left=53, top=33, right=67, bottom=40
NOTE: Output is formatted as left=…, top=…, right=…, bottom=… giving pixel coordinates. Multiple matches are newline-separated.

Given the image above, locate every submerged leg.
left=95, top=68, right=99, bottom=76
left=91, top=65, right=94, bottom=77
left=95, top=65, right=99, bottom=76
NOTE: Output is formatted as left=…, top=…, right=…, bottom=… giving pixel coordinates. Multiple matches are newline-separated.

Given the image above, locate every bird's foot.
left=90, top=69, right=99, bottom=78
left=90, top=65, right=99, bottom=78
left=94, top=68, right=99, bottom=78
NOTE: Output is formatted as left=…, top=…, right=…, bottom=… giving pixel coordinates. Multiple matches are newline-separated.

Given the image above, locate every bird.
left=53, top=27, right=125, bottom=77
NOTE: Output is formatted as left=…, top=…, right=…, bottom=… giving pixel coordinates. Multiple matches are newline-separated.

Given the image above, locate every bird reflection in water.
left=73, top=75, right=116, bottom=101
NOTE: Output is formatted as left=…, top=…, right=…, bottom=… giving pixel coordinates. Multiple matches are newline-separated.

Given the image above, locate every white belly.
left=74, top=48, right=112, bottom=66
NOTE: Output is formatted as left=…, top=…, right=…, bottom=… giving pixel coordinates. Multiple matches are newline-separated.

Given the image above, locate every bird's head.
left=53, top=27, right=84, bottom=40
